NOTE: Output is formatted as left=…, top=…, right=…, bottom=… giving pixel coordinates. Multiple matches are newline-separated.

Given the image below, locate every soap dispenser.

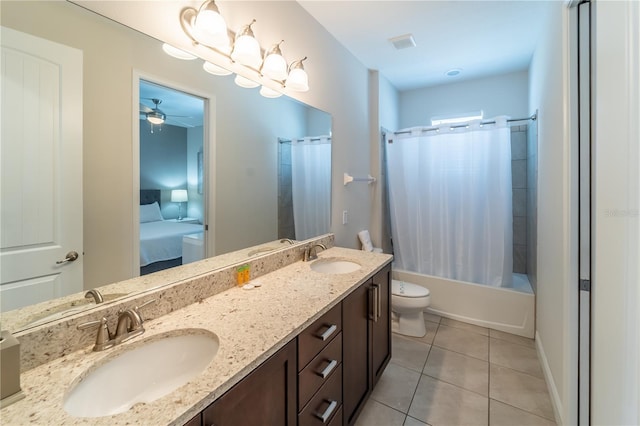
left=0, top=330, right=24, bottom=408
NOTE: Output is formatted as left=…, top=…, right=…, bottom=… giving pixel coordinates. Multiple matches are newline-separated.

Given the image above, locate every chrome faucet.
left=280, top=238, right=295, bottom=245
left=304, top=243, right=327, bottom=261
left=84, top=289, right=104, bottom=304
left=77, top=299, right=155, bottom=351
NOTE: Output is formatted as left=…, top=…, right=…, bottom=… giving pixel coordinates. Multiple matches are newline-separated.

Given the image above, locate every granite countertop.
left=1, top=247, right=392, bottom=425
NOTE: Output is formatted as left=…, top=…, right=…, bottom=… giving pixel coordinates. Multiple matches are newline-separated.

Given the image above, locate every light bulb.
left=231, top=21, right=262, bottom=69
left=193, top=0, right=229, bottom=48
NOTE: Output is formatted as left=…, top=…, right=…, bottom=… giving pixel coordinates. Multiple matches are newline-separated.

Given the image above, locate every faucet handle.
left=77, top=317, right=114, bottom=351
left=135, top=299, right=156, bottom=321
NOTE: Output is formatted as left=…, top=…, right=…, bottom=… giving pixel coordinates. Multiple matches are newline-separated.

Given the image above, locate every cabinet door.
left=371, top=264, right=391, bottom=385
left=342, top=282, right=371, bottom=426
left=203, top=339, right=297, bottom=426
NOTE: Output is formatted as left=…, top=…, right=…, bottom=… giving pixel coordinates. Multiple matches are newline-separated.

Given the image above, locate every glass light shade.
left=203, top=61, right=232, bottom=76
left=171, top=189, right=188, bottom=203
left=262, top=53, right=288, bottom=81
left=146, top=111, right=166, bottom=124
left=259, top=86, right=283, bottom=98
left=234, top=75, right=260, bottom=89
left=286, top=67, right=309, bottom=92
left=193, top=1, right=229, bottom=48
left=231, top=35, right=262, bottom=69
left=162, top=44, right=197, bottom=60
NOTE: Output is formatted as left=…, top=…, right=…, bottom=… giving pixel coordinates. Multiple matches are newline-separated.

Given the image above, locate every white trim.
left=536, top=331, right=564, bottom=425
left=131, top=70, right=216, bottom=275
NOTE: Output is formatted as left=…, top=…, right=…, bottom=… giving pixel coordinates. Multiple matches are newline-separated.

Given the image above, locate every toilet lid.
left=392, top=280, right=430, bottom=298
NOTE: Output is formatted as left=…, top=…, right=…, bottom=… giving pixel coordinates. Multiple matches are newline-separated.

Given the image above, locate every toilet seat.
left=392, top=280, right=430, bottom=298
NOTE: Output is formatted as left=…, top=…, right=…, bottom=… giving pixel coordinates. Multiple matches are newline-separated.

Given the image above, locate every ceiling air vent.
left=389, top=34, right=416, bottom=50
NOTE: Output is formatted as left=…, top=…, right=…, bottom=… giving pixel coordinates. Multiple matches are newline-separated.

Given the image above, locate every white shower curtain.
left=385, top=118, right=513, bottom=287
left=291, top=136, right=331, bottom=240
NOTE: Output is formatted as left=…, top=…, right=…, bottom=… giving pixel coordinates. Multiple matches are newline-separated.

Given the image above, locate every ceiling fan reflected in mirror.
left=139, top=98, right=193, bottom=132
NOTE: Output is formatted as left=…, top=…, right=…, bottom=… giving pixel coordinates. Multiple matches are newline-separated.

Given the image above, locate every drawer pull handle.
left=317, top=359, right=338, bottom=378
left=315, top=399, right=338, bottom=423
left=317, top=324, right=337, bottom=341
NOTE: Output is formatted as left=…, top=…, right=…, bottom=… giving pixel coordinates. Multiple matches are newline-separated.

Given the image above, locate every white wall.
left=399, top=70, right=529, bottom=129
left=528, top=2, right=578, bottom=424
left=186, top=125, right=204, bottom=222
left=591, top=1, right=640, bottom=423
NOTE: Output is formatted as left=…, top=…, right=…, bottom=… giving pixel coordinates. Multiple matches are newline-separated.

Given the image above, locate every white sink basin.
left=63, top=329, right=219, bottom=418
left=310, top=258, right=361, bottom=274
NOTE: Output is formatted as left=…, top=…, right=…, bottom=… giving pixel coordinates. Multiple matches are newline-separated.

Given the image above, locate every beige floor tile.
left=404, top=416, right=430, bottom=426
left=401, top=320, right=439, bottom=345
left=423, top=346, right=489, bottom=396
left=489, top=329, right=536, bottom=349
left=370, top=362, right=422, bottom=413
left=408, top=375, right=489, bottom=426
left=440, top=317, right=489, bottom=336
left=490, top=365, right=554, bottom=420
left=489, top=399, right=555, bottom=425
left=433, top=325, right=489, bottom=361
left=355, top=399, right=407, bottom=426
left=490, top=338, right=543, bottom=378
left=424, top=312, right=442, bottom=324
left=392, top=334, right=432, bottom=372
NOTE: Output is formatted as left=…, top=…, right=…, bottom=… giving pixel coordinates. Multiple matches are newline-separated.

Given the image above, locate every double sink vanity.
left=2, top=235, right=393, bottom=425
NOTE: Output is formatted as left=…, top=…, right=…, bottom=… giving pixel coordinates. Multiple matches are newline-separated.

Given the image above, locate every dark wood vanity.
left=187, top=263, right=391, bottom=426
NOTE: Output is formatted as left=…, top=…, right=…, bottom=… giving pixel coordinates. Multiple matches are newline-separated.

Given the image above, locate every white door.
left=0, top=27, right=83, bottom=311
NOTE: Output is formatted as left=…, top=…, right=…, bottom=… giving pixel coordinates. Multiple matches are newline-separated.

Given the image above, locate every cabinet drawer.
left=298, top=303, right=342, bottom=370
left=299, top=364, right=342, bottom=426
left=299, top=332, right=342, bottom=409
left=327, top=406, right=343, bottom=426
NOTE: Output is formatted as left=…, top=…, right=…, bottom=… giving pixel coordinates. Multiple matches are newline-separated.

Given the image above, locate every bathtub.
left=393, top=269, right=535, bottom=338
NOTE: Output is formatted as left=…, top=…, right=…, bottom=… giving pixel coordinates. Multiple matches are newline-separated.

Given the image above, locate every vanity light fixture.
left=286, top=57, right=309, bottom=92
left=162, top=43, right=197, bottom=60
left=179, top=0, right=310, bottom=95
left=259, top=86, right=283, bottom=98
left=231, top=20, right=262, bottom=69
left=261, top=41, right=288, bottom=81
left=234, top=75, right=260, bottom=89
left=203, top=61, right=232, bottom=76
left=191, top=0, right=229, bottom=49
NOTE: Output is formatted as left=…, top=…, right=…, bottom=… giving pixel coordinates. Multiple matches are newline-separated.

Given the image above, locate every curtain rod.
left=391, top=114, right=537, bottom=137
left=278, top=136, right=332, bottom=143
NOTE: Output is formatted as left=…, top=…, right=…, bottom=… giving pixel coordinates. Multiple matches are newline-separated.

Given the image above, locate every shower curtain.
left=385, top=118, right=513, bottom=287
left=291, top=136, right=331, bottom=240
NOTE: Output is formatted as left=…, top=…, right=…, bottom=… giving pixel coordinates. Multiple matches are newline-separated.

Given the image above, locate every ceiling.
left=139, top=81, right=204, bottom=128
left=297, top=1, right=551, bottom=91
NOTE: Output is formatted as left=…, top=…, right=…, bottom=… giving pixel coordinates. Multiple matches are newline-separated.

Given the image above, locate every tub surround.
left=2, top=244, right=392, bottom=425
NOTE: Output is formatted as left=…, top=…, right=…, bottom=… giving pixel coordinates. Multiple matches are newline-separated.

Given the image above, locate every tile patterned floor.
left=355, top=315, right=556, bottom=426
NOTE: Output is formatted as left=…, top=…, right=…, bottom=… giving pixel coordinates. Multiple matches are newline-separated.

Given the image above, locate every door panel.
left=0, top=27, right=83, bottom=311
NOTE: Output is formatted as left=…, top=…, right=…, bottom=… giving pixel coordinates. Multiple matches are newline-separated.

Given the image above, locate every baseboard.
left=535, top=331, right=563, bottom=425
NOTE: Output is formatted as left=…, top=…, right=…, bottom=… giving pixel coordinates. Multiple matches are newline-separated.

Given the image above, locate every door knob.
left=56, top=251, right=79, bottom=264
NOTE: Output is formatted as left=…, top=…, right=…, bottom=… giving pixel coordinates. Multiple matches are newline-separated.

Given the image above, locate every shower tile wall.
left=277, top=141, right=295, bottom=240
left=511, top=126, right=528, bottom=274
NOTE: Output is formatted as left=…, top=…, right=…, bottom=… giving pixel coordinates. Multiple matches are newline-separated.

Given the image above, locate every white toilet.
left=391, top=280, right=431, bottom=337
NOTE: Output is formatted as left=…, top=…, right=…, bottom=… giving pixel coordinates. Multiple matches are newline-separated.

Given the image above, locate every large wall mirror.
left=0, top=0, right=332, bottom=333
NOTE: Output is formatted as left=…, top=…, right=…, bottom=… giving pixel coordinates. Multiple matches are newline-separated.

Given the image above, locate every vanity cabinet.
left=342, top=264, right=392, bottom=426
left=191, top=263, right=391, bottom=426
left=201, top=339, right=297, bottom=426
left=298, top=303, right=343, bottom=425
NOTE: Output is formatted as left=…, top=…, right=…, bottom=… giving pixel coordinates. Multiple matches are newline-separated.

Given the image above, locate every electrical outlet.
left=342, top=210, right=348, bottom=225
